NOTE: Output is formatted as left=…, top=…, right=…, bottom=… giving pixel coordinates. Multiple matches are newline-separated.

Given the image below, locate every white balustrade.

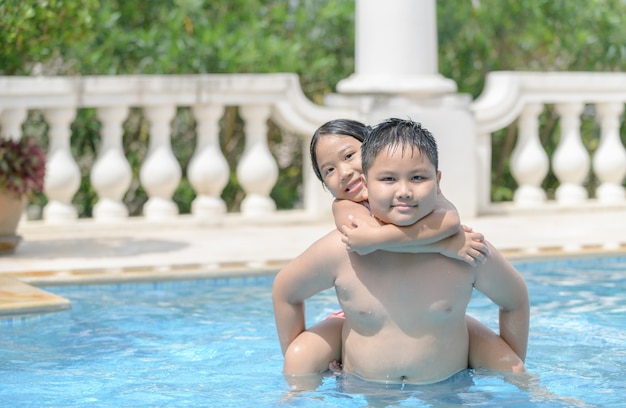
left=140, top=105, right=181, bottom=220
left=92, top=106, right=132, bottom=221
left=188, top=104, right=228, bottom=220
left=593, top=102, right=626, bottom=203
left=42, top=107, right=81, bottom=222
left=0, top=108, right=28, bottom=141
left=552, top=102, right=589, bottom=205
left=237, top=105, right=278, bottom=216
left=2, top=72, right=625, bottom=229
left=510, top=103, right=549, bottom=206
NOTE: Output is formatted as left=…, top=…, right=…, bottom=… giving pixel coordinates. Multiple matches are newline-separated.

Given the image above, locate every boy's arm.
left=272, top=232, right=339, bottom=355
left=472, top=242, right=530, bottom=361
left=334, top=194, right=460, bottom=255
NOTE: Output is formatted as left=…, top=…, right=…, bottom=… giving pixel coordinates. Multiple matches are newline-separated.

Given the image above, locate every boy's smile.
left=365, top=145, right=440, bottom=227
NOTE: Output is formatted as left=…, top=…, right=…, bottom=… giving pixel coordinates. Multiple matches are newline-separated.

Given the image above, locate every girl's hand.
left=440, top=225, right=490, bottom=266
left=340, top=215, right=382, bottom=255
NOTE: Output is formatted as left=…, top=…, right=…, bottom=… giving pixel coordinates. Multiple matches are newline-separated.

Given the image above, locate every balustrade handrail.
left=473, top=71, right=626, bottom=133
left=0, top=74, right=356, bottom=135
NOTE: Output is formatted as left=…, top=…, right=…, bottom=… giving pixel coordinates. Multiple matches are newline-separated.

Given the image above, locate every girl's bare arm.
left=334, top=195, right=489, bottom=264
left=335, top=194, right=458, bottom=251
left=333, top=193, right=459, bottom=242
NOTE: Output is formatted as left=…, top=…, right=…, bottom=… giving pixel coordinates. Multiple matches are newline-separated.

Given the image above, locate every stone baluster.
left=593, top=102, right=626, bottom=203
left=553, top=102, right=589, bottom=204
left=0, top=109, right=29, bottom=224
left=188, top=104, right=228, bottom=220
left=237, top=105, right=278, bottom=216
left=511, top=103, right=549, bottom=206
left=42, top=108, right=80, bottom=222
left=0, top=108, right=28, bottom=140
left=139, top=105, right=181, bottom=220
left=92, top=107, right=132, bottom=221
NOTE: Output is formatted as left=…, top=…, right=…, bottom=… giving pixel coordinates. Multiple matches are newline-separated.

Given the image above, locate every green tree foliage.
left=0, top=0, right=99, bottom=75
left=64, top=0, right=354, bottom=98
left=2, top=0, right=625, bottom=213
left=438, top=0, right=626, bottom=200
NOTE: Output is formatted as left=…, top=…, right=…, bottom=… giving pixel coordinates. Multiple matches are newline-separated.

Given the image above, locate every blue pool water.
left=1, top=255, right=625, bottom=407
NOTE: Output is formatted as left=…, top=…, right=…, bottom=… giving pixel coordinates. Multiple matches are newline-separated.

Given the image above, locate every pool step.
left=0, top=277, right=71, bottom=317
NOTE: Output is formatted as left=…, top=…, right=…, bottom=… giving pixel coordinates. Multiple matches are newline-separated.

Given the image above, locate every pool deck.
left=1, top=207, right=626, bottom=316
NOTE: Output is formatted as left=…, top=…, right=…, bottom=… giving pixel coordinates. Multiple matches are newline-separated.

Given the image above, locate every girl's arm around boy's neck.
left=332, top=194, right=461, bottom=255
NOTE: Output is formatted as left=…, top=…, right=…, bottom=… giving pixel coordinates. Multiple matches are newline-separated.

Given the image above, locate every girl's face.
left=314, top=134, right=367, bottom=202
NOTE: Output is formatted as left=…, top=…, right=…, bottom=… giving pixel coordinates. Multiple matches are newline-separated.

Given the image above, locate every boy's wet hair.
left=310, top=119, right=371, bottom=182
left=361, top=118, right=439, bottom=176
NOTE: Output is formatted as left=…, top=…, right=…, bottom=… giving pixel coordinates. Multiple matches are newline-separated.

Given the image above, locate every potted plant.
left=0, top=136, right=46, bottom=254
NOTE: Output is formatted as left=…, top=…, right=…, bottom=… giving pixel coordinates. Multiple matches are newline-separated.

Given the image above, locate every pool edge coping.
left=2, top=247, right=625, bottom=319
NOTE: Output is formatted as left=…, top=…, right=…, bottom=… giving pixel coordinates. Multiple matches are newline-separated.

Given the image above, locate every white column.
left=475, top=131, right=492, bottom=213
left=140, top=105, right=181, bottom=220
left=0, top=108, right=28, bottom=140
left=188, top=104, right=228, bottom=219
left=237, top=105, right=278, bottom=216
left=42, top=107, right=80, bottom=222
left=92, top=106, right=132, bottom=221
left=302, top=136, right=333, bottom=218
left=593, top=102, right=626, bottom=203
left=511, top=103, right=549, bottom=206
left=553, top=102, right=589, bottom=204
left=336, top=0, right=456, bottom=96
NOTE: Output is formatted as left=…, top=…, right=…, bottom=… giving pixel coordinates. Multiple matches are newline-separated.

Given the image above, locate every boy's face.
left=315, top=134, right=367, bottom=202
left=365, top=145, right=441, bottom=227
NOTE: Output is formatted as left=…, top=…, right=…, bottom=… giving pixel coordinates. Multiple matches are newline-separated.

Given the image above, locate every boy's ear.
left=436, top=171, right=442, bottom=193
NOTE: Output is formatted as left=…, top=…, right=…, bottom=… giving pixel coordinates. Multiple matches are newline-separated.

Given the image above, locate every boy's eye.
left=412, top=175, right=425, bottom=181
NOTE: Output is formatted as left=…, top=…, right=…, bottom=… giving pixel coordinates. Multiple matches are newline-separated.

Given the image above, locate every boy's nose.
left=397, top=182, right=413, bottom=199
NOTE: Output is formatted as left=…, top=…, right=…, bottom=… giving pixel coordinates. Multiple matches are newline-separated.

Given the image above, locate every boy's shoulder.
left=289, top=229, right=349, bottom=273
left=316, top=229, right=350, bottom=255
left=312, top=229, right=346, bottom=250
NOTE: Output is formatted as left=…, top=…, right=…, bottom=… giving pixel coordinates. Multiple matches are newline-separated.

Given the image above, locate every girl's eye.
left=324, top=167, right=334, bottom=176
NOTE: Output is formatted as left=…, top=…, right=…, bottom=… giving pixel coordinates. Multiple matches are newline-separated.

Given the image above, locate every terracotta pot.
left=0, top=193, right=26, bottom=254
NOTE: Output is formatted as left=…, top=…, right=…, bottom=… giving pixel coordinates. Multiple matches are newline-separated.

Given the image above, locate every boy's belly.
left=342, top=325, right=469, bottom=384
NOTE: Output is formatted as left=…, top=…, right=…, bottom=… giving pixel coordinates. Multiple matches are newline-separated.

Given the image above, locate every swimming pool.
left=0, top=255, right=624, bottom=407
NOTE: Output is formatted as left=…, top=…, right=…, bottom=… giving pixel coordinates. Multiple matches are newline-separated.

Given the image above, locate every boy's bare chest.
left=335, top=252, right=474, bottom=331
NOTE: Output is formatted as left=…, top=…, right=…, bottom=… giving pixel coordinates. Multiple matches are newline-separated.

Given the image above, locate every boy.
left=273, top=118, right=529, bottom=384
